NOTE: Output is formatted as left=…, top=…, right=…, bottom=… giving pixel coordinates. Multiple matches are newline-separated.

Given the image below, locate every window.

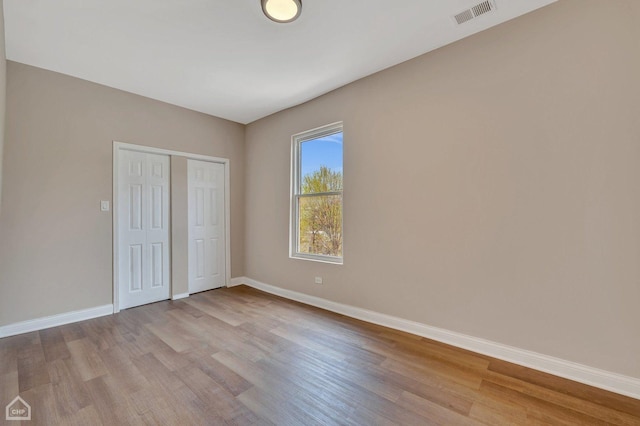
left=291, top=122, right=343, bottom=264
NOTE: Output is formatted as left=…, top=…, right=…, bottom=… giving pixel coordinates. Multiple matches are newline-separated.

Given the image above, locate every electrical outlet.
left=314, top=276, right=323, bottom=285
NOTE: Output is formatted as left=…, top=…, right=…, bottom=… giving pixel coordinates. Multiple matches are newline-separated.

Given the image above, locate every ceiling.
left=4, top=0, right=556, bottom=124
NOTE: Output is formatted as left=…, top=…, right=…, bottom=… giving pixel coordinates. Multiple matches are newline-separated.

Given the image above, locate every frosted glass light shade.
left=261, top=0, right=302, bottom=23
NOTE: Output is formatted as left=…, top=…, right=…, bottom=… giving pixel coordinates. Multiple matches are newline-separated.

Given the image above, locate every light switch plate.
left=100, top=201, right=110, bottom=212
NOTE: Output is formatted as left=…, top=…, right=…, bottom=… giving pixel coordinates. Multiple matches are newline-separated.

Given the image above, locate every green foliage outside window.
left=299, top=166, right=343, bottom=257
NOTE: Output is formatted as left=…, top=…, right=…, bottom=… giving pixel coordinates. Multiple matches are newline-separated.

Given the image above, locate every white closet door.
left=188, top=160, right=225, bottom=294
left=118, top=150, right=171, bottom=309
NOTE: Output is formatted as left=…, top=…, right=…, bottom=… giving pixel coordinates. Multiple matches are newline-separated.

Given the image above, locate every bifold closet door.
left=118, top=150, right=171, bottom=309
left=188, top=159, right=225, bottom=294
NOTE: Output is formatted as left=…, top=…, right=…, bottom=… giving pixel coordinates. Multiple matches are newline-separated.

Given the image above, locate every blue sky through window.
left=301, top=132, right=343, bottom=178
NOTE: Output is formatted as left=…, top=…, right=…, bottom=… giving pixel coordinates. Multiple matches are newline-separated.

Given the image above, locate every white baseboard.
left=0, top=304, right=114, bottom=338
left=228, top=277, right=245, bottom=287
left=172, top=292, right=189, bottom=300
left=235, top=276, right=640, bottom=400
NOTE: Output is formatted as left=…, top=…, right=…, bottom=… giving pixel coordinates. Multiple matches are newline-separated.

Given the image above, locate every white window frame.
left=290, top=122, right=344, bottom=264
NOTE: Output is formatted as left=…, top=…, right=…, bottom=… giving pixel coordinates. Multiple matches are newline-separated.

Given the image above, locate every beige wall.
left=0, top=61, right=245, bottom=325
left=170, top=156, right=189, bottom=297
left=245, top=0, right=640, bottom=378
left=0, top=0, right=6, bottom=211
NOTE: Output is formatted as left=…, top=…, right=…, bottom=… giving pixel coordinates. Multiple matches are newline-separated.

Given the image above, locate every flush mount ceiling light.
left=261, top=0, right=302, bottom=23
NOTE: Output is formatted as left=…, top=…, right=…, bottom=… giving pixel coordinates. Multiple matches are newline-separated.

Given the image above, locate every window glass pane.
left=298, top=194, right=343, bottom=257
left=300, top=132, right=343, bottom=194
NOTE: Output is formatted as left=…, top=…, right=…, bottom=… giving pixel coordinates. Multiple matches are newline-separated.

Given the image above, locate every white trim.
left=240, top=277, right=640, bottom=400
left=228, top=277, right=246, bottom=287
left=114, top=141, right=232, bottom=163
left=172, top=293, right=189, bottom=300
left=113, top=141, right=232, bottom=313
left=223, top=158, right=231, bottom=288
left=0, top=304, right=113, bottom=338
left=113, top=143, right=118, bottom=313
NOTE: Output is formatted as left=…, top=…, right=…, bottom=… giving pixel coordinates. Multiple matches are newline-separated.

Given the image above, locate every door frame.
left=113, top=141, right=231, bottom=314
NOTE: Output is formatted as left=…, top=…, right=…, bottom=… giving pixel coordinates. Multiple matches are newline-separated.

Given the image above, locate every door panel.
left=188, top=160, right=225, bottom=294
left=151, top=243, right=164, bottom=287
left=118, top=150, right=171, bottom=309
left=151, top=185, right=163, bottom=229
left=129, top=244, right=143, bottom=292
left=130, top=185, right=143, bottom=229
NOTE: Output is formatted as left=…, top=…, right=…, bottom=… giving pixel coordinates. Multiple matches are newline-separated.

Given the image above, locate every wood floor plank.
left=83, top=375, right=144, bottom=426
left=259, top=348, right=377, bottom=417
left=17, top=337, right=50, bottom=392
left=281, top=322, right=388, bottom=366
left=21, top=383, right=62, bottom=425
left=129, top=352, right=186, bottom=394
left=0, top=371, right=20, bottom=418
left=143, top=322, right=193, bottom=353
left=64, top=405, right=104, bottom=426
left=177, top=364, right=260, bottom=424
left=97, top=345, right=149, bottom=394
left=39, top=328, right=71, bottom=362
left=1, top=285, right=638, bottom=425
left=215, top=349, right=358, bottom=423
left=47, top=358, right=91, bottom=418
left=183, top=297, right=246, bottom=326
left=397, top=390, right=483, bottom=426
left=194, top=313, right=270, bottom=361
left=190, top=353, right=253, bottom=396
left=146, top=341, right=195, bottom=372
left=65, top=338, right=108, bottom=382
left=236, top=386, right=314, bottom=426
left=116, top=327, right=164, bottom=359
left=478, top=380, right=612, bottom=425
left=0, top=344, right=18, bottom=376
left=269, top=324, right=349, bottom=362
left=483, top=369, right=640, bottom=425
left=488, top=359, right=640, bottom=417
left=381, top=355, right=484, bottom=390
left=236, top=321, right=297, bottom=354
left=58, top=322, right=86, bottom=343
left=469, top=399, right=533, bottom=425
left=347, top=406, right=401, bottom=426
left=308, top=356, right=405, bottom=403
left=279, top=346, right=475, bottom=414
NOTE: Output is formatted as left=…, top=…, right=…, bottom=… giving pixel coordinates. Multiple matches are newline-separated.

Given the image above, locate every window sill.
left=290, top=254, right=343, bottom=265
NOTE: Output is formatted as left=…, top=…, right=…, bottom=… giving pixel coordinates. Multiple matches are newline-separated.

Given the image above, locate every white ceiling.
left=4, top=0, right=556, bottom=124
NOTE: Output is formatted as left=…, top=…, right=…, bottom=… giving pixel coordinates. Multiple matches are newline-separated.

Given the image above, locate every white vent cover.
left=454, top=0, right=496, bottom=25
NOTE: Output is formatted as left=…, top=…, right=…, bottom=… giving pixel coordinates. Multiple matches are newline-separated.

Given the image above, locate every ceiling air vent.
left=454, top=0, right=496, bottom=25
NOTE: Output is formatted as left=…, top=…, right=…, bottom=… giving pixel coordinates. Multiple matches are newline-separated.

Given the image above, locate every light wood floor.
left=1, top=286, right=638, bottom=425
